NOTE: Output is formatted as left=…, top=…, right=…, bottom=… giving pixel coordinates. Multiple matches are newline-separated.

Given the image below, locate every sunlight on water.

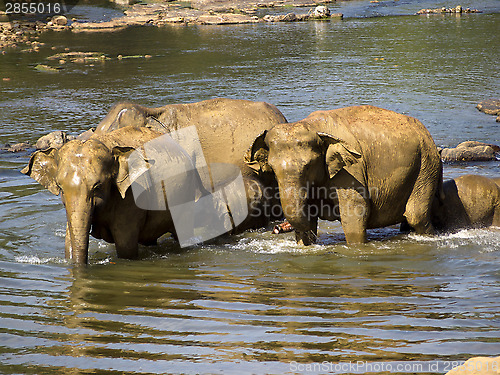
left=409, top=228, right=500, bottom=251
left=14, top=255, right=65, bottom=264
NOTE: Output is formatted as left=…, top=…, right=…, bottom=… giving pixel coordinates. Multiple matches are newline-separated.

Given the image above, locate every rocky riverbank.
left=0, top=20, right=46, bottom=51
left=0, top=1, right=341, bottom=50
left=1, top=1, right=487, bottom=51
left=416, top=5, right=480, bottom=15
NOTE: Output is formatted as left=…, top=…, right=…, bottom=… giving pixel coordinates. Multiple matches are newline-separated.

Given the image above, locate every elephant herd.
left=22, top=98, right=500, bottom=264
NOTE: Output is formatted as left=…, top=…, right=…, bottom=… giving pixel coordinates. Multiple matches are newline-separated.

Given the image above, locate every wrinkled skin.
left=23, top=99, right=286, bottom=264
left=247, top=105, right=442, bottom=245
left=97, top=98, right=287, bottom=227
left=22, top=127, right=186, bottom=264
left=432, top=175, right=500, bottom=231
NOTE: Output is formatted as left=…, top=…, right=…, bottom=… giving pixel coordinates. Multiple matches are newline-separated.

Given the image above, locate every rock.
left=441, top=141, right=499, bottom=162
left=456, top=141, right=500, bottom=153
left=312, top=5, right=330, bottom=18
left=47, top=51, right=110, bottom=63
left=445, top=356, right=500, bottom=375
left=110, top=0, right=131, bottom=5
left=280, top=13, right=297, bottom=22
left=263, top=13, right=297, bottom=22
left=34, top=64, right=61, bottom=73
left=7, top=142, right=31, bottom=152
left=417, top=6, right=480, bottom=14
left=52, top=15, right=68, bottom=26
left=476, top=99, right=500, bottom=116
left=35, top=131, right=70, bottom=150
left=196, top=13, right=259, bottom=25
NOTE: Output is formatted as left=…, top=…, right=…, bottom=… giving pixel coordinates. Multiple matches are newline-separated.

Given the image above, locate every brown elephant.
left=432, top=174, right=500, bottom=231
left=22, top=127, right=184, bottom=264
left=22, top=98, right=287, bottom=264
left=246, top=105, right=442, bottom=245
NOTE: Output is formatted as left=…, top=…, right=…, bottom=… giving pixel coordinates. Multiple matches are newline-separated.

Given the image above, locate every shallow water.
left=0, top=0, right=499, bottom=373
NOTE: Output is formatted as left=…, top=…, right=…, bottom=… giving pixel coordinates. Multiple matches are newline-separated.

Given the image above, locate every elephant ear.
left=21, top=148, right=60, bottom=195
left=113, top=146, right=153, bottom=199
left=244, top=130, right=272, bottom=174
left=318, top=132, right=362, bottom=179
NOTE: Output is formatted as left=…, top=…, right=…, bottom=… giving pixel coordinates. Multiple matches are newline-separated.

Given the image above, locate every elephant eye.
left=92, top=182, right=103, bottom=192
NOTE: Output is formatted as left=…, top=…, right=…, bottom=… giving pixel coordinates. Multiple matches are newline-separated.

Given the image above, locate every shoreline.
left=0, top=0, right=342, bottom=51
left=0, top=0, right=484, bottom=52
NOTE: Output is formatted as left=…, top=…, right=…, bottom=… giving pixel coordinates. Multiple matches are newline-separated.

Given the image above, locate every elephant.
left=22, top=98, right=287, bottom=264
left=246, top=105, right=443, bottom=245
left=96, top=98, right=287, bottom=226
left=22, top=126, right=197, bottom=264
left=431, top=174, right=500, bottom=231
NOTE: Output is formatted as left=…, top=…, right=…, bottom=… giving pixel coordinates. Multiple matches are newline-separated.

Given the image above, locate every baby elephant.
left=432, top=174, right=500, bottom=231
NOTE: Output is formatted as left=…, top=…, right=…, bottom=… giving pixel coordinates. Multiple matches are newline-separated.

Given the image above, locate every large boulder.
left=440, top=141, right=499, bottom=162
left=35, top=131, right=74, bottom=150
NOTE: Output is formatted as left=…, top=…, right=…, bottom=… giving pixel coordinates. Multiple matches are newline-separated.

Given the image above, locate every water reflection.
left=1, top=230, right=499, bottom=373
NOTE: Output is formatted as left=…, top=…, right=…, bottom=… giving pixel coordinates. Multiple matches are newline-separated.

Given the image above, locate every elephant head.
left=21, top=139, right=145, bottom=264
left=245, top=123, right=362, bottom=244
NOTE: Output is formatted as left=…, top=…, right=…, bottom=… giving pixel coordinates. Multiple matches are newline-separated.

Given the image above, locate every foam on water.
left=225, top=235, right=326, bottom=254
left=409, top=227, right=500, bottom=252
left=14, top=255, right=66, bottom=265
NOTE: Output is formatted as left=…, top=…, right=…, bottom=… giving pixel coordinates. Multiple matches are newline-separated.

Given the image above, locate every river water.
left=0, top=0, right=499, bottom=373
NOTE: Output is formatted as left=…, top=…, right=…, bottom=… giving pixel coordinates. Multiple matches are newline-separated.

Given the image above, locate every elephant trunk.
left=64, top=194, right=92, bottom=264
left=279, top=181, right=317, bottom=245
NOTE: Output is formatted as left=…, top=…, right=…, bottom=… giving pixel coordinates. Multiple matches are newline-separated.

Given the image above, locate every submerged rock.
left=5, top=142, right=31, bottom=152
left=34, top=64, right=61, bottom=73
left=47, top=51, right=110, bottom=63
left=477, top=99, right=500, bottom=116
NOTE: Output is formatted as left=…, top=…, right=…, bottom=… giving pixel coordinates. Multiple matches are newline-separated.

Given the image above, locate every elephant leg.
left=114, top=229, right=140, bottom=259
left=337, top=188, right=369, bottom=244
left=493, top=206, right=500, bottom=227
left=295, top=216, right=318, bottom=245
left=404, top=181, right=436, bottom=235
left=109, top=202, right=143, bottom=260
